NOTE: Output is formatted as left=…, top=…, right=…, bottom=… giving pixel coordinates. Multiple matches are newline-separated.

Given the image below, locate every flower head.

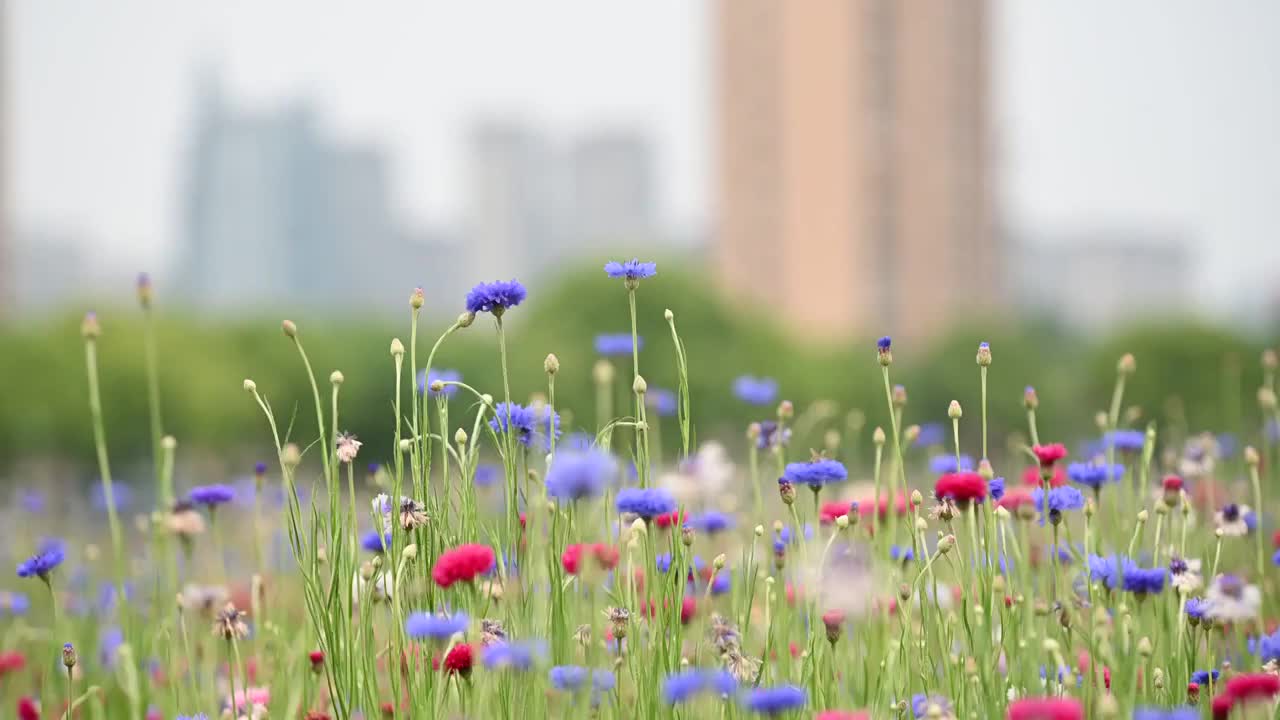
left=189, top=484, right=236, bottom=507
left=742, top=685, right=806, bottom=715
left=733, top=376, right=778, bottom=405
left=361, top=530, right=392, bottom=553
left=934, top=472, right=988, bottom=505
left=1006, top=697, right=1083, bottom=720
left=481, top=641, right=537, bottom=670
left=662, top=669, right=737, bottom=704
left=1121, top=560, right=1167, bottom=595
left=1191, top=670, right=1221, bottom=686
left=335, top=433, right=362, bottom=464
left=1215, top=503, right=1253, bottom=537
left=432, top=544, right=496, bottom=588
left=545, top=449, right=616, bottom=501
left=929, top=454, right=974, bottom=474
left=440, top=643, right=474, bottom=676
left=782, top=458, right=848, bottom=490
left=16, top=540, right=65, bottom=580
left=1067, top=462, right=1124, bottom=490
left=616, top=487, right=678, bottom=519
left=405, top=611, right=469, bottom=640
left=1103, top=429, right=1146, bottom=453
left=465, top=280, right=527, bottom=315
left=489, top=402, right=560, bottom=451
left=988, top=477, right=1006, bottom=501
left=1205, top=573, right=1262, bottom=622
left=1087, top=554, right=1121, bottom=591
left=212, top=602, right=249, bottom=640
left=604, top=259, right=657, bottom=283
left=595, top=334, right=641, bottom=356
left=1031, top=486, right=1085, bottom=524
left=561, top=544, right=620, bottom=576
left=685, top=511, right=735, bottom=535
left=647, top=388, right=678, bottom=417
left=1032, top=444, right=1068, bottom=467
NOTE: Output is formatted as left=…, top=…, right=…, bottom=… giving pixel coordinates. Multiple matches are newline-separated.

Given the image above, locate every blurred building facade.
left=178, top=73, right=459, bottom=314
left=715, top=0, right=995, bottom=341
left=1011, top=234, right=1191, bottom=329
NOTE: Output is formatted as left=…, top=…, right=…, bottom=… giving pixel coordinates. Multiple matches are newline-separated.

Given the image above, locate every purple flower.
left=616, top=487, right=677, bottom=519
left=189, top=484, right=236, bottom=507
left=594, top=334, right=642, bottom=356
left=685, top=511, right=734, bottom=535
left=647, top=388, right=677, bottom=417
left=781, top=459, right=847, bottom=489
left=604, top=259, right=657, bottom=282
left=17, top=539, right=65, bottom=580
left=481, top=641, right=538, bottom=670
left=465, top=280, right=527, bottom=315
left=929, top=454, right=974, bottom=474
left=361, top=530, right=392, bottom=553
left=405, top=611, right=469, bottom=640
left=545, top=449, right=617, bottom=501
left=1103, top=429, right=1146, bottom=453
left=742, top=685, right=806, bottom=715
left=1068, top=462, right=1125, bottom=490
left=733, top=376, right=778, bottom=405
left=1121, top=559, right=1166, bottom=594
left=489, top=402, right=561, bottom=451
left=988, top=477, right=1006, bottom=501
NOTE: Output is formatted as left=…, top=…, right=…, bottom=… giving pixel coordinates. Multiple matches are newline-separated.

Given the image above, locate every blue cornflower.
left=481, top=641, right=537, bottom=670
left=647, top=388, right=678, bottom=417
left=1068, top=462, right=1125, bottom=490
left=890, top=545, right=915, bottom=563
left=465, top=279, right=527, bottom=314
left=99, top=627, right=123, bottom=667
left=733, top=376, right=778, bottom=405
left=877, top=336, right=891, bottom=352
left=18, top=489, right=46, bottom=513
left=1273, top=548, right=1280, bottom=567
left=1121, top=559, right=1166, bottom=594
left=474, top=464, right=501, bottom=488
left=604, top=258, right=657, bottom=282
left=595, top=334, right=641, bottom=356
left=1104, top=429, right=1146, bottom=453
left=655, top=553, right=701, bottom=577
left=616, top=487, right=677, bottom=519
left=1255, top=628, right=1280, bottom=662
left=1134, top=707, right=1199, bottom=720
left=17, top=539, right=65, bottom=580
left=189, top=484, right=236, bottom=507
left=1190, top=669, right=1221, bottom=685
left=988, top=476, right=1006, bottom=501
left=755, top=420, right=790, bottom=450
left=176, top=715, right=209, bottom=720
left=489, top=402, right=561, bottom=451
left=549, top=665, right=613, bottom=690
left=417, top=368, right=461, bottom=396
left=686, top=511, right=735, bottom=535
left=1031, top=486, right=1085, bottom=524
left=1087, top=554, right=1121, bottom=590
left=911, top=694, right=952, bottom=718
left=405, top=611, right=469, bottom=640
left=781, top=459, right=847, bottom=489
left=709, top=572, right=731, bottom=595
left=545, top=449, right=616, bottom=501
left=1185, top=597, right=1210, bottom=621
left=929, top=454, right=974, bottom=474
left=914, top=423, right=945, bottom=447
left=742, top=685, right=806, bottom=715
left=361, top=530, right=392, bottom=553
left=663, top=670, right=737, bottom=704
left=92, top=482, right=132, bottom=511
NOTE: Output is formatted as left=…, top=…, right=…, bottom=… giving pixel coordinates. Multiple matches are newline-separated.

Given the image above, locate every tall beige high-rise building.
left=716, top=0, right=996, bottom=341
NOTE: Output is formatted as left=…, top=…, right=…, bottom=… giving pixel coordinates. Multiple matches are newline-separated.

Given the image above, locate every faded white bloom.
left=1205, top=574, right=1261, bottom=623
left=336, top=433, right=363, bottom=464
left=1214, top=504, right=1253, bottom=538
left=1169, top=557, right=1203, bottom=594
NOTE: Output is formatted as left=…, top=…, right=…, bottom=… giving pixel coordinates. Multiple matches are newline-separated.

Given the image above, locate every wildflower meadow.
left=4, top=263, right=1280, bottom=720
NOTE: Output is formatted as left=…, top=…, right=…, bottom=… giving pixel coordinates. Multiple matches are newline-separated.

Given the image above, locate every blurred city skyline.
left=4, top=1, right=1280, bottom=329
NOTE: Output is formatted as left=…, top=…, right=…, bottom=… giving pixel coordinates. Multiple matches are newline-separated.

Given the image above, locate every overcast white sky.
left=8, top=1, right=1280, bottom=312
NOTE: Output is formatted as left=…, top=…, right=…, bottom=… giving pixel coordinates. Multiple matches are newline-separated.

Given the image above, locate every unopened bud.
left=1264, top=349, right=1278, bottom=371
left=713, top=554, right=727, bottom=570
left=1259, top=387, right=1277, bottom=411
left=873, top=427, right=886, bottom=445
left=402, top=544, right=418, bottom=560
left=282, top=319, right=297, bottom=338
left=910, top=489, right=924, bottom=507
left=978, top=458, right=995, bottom=480
left=976, top=342, right=992, bottom=367
left=915, top=517, right=928, bottom=532
left=410, top=288, right=424, bottom=309
left=161, top=435, right=176, bottom=450
left=892, top=385, right=908, bottom=408
left=835, top=514, right=850, bottom=530
left=456, top=311, right=475, bottom=329
left=904, top=425, right=920, bottom=444
left=1136, top=509, right=1148, bottom=523
left=429, top=380, right=445, bottom=394
left=937, top=535, right=956, bottom=554
left=136, top=272, right=154, bottom=308
left=81, top=311, right=101, bottom=339
left=1118, top=353, right=1136, bottom=375
left=243, top=378, right=257, bottom=392
left=544, top=354, right=560, bottom=375
left=1084, top=498, right=1096, bottom=517
left=681, top=526, right=694, bottom=547
left=1137, top=636, right=1153, bottom=657
left=779, top=482, right=796, bottom=506
left=454, top=428, right=468, bottom=445
left=330, top=370, right=344, bottom=385
left=1023, top=386, right=1039, bottom=410
left=633, top=375, right=647, bottom=395
left=480, top=394, right=494, bottom=408
left=398, top=439, right=412, bottom=452
left=281, top=443, right=302, bottom=468
left=390, top=338, right=404, bottom=358
left=62, top=643, right=77, bottom=668
left=1245, top=446, right=1261, bottom=466
left=777, top=400, right=794, bottom=421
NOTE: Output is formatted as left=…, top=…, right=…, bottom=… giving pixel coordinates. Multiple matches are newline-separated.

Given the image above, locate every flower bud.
left=937, top=535, right=956, bottom=555
left=1259, top=387, right=1277, bottom=411
left=681, top=526, right=694, bottom=547
left=897, top=583, right=912, bottom=602
left=544, top=353, right=560, bottom=375
left=429, top=380, right=445, bottom=394
left=282, top=319, right=298, bottom=338
left=281, top=443, right=302, bottom=468
left=978, top=458, right=995, bottom=480
left=410, top=288, right=424, bottom=309
left=1116, top=353, right=1137, bottom=376
left=777, top=400, right=794, bottom=421
left=835, top=514, right=850, bottom=530
left=1137, top=636, right=1153, bottom=657
left=712, top=554, right=727, bottom=570
left=390, top=338, right=404, bottom=358
left=399, top=438, right=412, bottom=452
left=401, top=544, right=418, bottom=561
left=633, top=375, right=648, bottom=395
left=873, top=427, right=886, bottom=446
left=904, top=425, right=920, bottom=444
left=81, top=311, right=101, bottom=339
left=63, top=642, right=77, bottom=669
left=1023, top=386, right=1039, bottom=410
left=457, top=311, right=476, bottom=328
left=754, top=525, right=764, bottom=537
left=877, top=337, right=893, bottom=366
left=1245, top=446, right=1261, bottom=466
left=330, top=370, right=344, bottom=385
left=1136, top=509, right=1148, bottom=523
left=1264, top=348, right=1278, bottom=371
left=136, top=272, right=154, bottom=308
left=910, top=489, right=924, bottom=507
left=454, top=428, right=468, bottom=445
left=162, top=435, right=176, bottom=450
left=480, top=394, right=494, bottom=408
left=664, top=308, right=674, bottom=321
left=779, top=482, right=796, bottom=506
left=892, top=385, right=908, bottom=408
left=243, top=378, right=257, bottom=392
left=948, top=400, right=962, bottom=420
left=824, top=430, right=840, bottom=453
left=976, top=342, right=992, bottom=367
left=915, top=516, right=928, bottom=532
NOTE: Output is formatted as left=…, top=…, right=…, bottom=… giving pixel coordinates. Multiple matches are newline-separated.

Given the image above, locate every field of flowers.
left=3, top=261, right=1280, bottom=719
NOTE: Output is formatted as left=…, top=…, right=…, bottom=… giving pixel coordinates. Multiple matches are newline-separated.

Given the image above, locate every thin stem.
left=881, top=368, right=907, bottom=544
left=83, top=338, right=129, bottom=637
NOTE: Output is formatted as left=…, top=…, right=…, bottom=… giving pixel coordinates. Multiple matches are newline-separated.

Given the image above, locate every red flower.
left=1272, top=529, right=1280, bottom=549
left=1006, top=697, right=1083, bottom=720
left=934, top=472, right=988, bottom=503
left=1211, top=692, right=1234, bottom=720
left=17, top=697, right=39, bottom=720
left=442, top=643, right=474, bottom=676
left=0, top=651, right=25, bottom=676
left=1021, top=466, right=1066, bottom=487
left=1187, top=682, right=1200, bottom=700
left=1031, top=444, right=1068, bottom=467
left=998, top=487, right=1036, bottom=510
left=305, top=712, right=333, bottom=720
left=561, top=543, right=620, bottom=575
left=815, top=712, right=870, bottom=720
left=653, top=510, right=685, bottom=529
left=1225, top=673, right=1280, bottom=701
left=308, top=650, right=325, bottom=668
left=855, top=492, right=913, bottom=519
left=819, top=501, right=855, bottom=524
left=519, top=512, right=527, bottom=530
left=680, top=596, right=696, bottom=624
left=1162, top=475, right=1184, bottom=492
left=432, top=544, right=496, bottom=588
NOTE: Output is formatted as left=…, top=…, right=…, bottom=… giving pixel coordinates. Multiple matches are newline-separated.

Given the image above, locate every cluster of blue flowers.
left=733, top=375, right=778, bottom=406
left=545, top=449, right=616, bottom=501
left=780, top=458, right=847, bottom=489
left=489, top=401, right=561, bottom=451
left=1067, top=461, right=1125, bottom=490
left=662, top=669, right=737, bottom=704
left=594, top=333, right=641, bottom=356
left=405, top=611, right=469, bottom=640
left=616, top=487, right=677, bottom=519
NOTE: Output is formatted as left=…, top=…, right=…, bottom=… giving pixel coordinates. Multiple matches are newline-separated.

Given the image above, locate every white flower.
left=1214, top=504, right=1252, bottom=537
left=1170, top=557, right=1203, bottom=594
left=1205, top=574, right=1261, bottom=622
left=352, top=568, right=394, bottom=604
left=336, top=432, right=362, bottom=464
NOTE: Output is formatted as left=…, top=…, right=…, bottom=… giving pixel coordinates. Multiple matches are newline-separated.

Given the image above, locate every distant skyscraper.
left=179, top=72, right=400, bottom=310
left=715, top=0, right=994, bottom=340
left=466, top=121, right=563, bottom=281
left=570, top=131, right=656, bottom=247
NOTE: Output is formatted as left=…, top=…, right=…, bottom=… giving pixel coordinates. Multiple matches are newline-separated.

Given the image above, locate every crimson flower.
left=1005, top=697, right=1083, bottom=720
left=1031, top=444, right=1068, bottom=467
left=561, top=543, right=620, bottom=575
left=442, top=643, right=474, bottom=677
left=934, top=472, right=988, bottom=504
left=432, top=544, right=496, bottom=588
